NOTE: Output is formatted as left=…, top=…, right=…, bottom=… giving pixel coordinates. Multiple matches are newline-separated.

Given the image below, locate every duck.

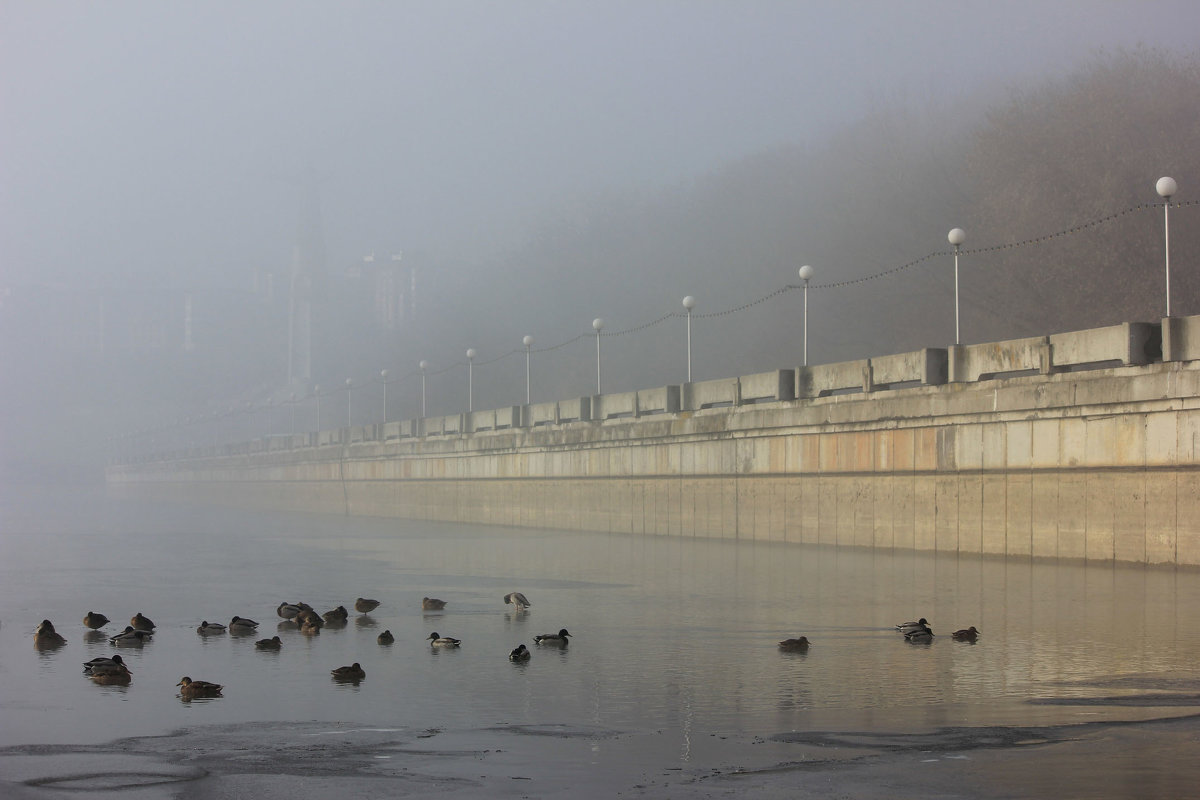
left=503, top=592, right=531, bottom=610
left=895, top=618, right=930, bottom=634
left=295, top=609, right=323, bottom=629
left=177, top=676, right=223, bottom=698
left=229, top=616, right=259, bottom=633
left=34, top=619, right=67, bottom=647
left=90, top=670, right=132, bottom=686
left=354, top=598, right=381, bottom=614
left=83, top=654, right=128, bottom=673
left=83, top=656, right=132, bottom=678
left=131, top=613, right=156, bottom=631
left=277, top=602, right=303, bottom=619
left=196, top=620, right=227, bottom=635
left=299, top=619, right=322, bottom=636
left=951, top=626, right=980, bottom=641
left=509, top=644, right=531, bottom=662
left=904, top=622, right=934, bottom=642
left=778, top=636, right=811, bottom=652
left=377, top=630, right=394, bottom=645
left=422, top=597, right=447, bottom=611
left=323, top=606, right=349, bottom=624
left=534, top=628, right=571, bottom=645
left=331, top=663, right=366, bottom=681
left=255, top=636, right=282, bottom=650
left=83, top=611, right=110, bottom=630
left=109, top=625, right=153, bottom=645
left=427, top=632, right=461, bottom=647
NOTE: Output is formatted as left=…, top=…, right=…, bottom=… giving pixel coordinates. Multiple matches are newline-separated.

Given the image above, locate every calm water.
left=2, top=485, right=1199, bottom=792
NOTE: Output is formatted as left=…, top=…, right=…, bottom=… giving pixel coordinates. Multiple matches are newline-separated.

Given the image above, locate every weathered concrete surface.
left=110, top=360, right=1200, bottom=566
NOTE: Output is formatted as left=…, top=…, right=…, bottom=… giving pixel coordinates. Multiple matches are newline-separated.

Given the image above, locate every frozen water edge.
left=3, top=713, right=1200, bottom=800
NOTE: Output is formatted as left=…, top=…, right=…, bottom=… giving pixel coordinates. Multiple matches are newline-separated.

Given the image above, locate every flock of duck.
left=33, top=590, right=576, bottom=697
left=777, top=618, right=979, bottom=651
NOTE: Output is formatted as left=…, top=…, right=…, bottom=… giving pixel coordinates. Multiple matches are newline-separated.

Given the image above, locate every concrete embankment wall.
left=109, top=319, right=1200, bottom=566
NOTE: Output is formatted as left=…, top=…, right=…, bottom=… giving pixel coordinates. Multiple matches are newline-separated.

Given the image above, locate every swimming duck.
left=131, top=613, right=156, bottom=632
left=377, top=630, right=394, bottom=645
left=323, top=606, right=349, bottom=624
left=895, top=618, right=930, bottom=634
left=255, top=636, right=282, bottom=650
left=109, top=625, right=153, bottom=645
left=229, top=616, right=259, bottom=633
left=277, top=602, right=303, bottom=619
left=534, top=628, right=572, bottom=645
left=299, top=619, right=322, bottom=636
left=83, top=611, right=110, bottom=630
left=83, top=656, right=132, bottom=678
left=951, top=626, right=980, bottom=641
left=34, top=619, right=67, bottom=647
left=197, top=620, right=227, bottom=635
left=503, top=592, right=531, bottom=610
left=331, top=663, right=366, bottom=681
left=904, top=622, right=934, bottom=642
left=778, top=636, right=811, bottom=651
left=509, top=644, right=531, bottom=661
left=422, top=597, right=447, bottom=610
left=295, top=609, right=323, bottom=629
left=354, top=598, right=381, bottom=613
left=90, top=670, right=132, bottom=686
left=83, top=654, right=128, bottom=673
left=427, top=632, right=461, bottom=647
left=177, top=676, right=223, bottom=698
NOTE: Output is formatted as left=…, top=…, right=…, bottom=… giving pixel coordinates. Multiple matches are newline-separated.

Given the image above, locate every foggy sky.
left=4, top=1, right=1197, bottom=289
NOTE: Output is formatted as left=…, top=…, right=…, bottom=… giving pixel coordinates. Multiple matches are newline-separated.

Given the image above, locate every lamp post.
left=419, top=360, right=428, bottom=417
left=1157, top=177, right=1178, bottom=317
left=466, top=348, right=477, bottom=412
left=314, top=385, right=321, bottom=432
left=947, top=228, right=966, bottom=345
left=289, top=392, right=296, bottom=435
left=345, top=378, right=353, bottom=428
left=798, top=265, right=814, bottom=366
left=523, top=335, right=534, bottom=404
left=380, top=369, right=389, bottom=423
left=592, top=318, right=604, bottom=395
left=681, top=296, right=695, bottom=382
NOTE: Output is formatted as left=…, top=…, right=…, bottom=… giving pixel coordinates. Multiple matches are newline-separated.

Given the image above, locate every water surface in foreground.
left=1, top=487, right=1198, bottom=797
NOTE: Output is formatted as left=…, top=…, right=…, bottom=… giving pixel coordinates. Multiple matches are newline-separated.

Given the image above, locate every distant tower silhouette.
left=288, top=173, right=326, bottom=389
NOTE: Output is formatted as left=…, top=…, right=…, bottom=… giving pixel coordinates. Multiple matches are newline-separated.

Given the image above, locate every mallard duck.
left=109, top=625, right=153, bottom=645
left=354, top=598, right=381, bottom=613
left=83, top=654, right=128, bottom=673
left=509, top=643, right=531, bottom=661
left=296, top=609, right=323, bottom=628
left=951, top=626, right=980, bottom=641
left=422, top=597, right=447, bottom=610
left=503, top=592, right=531, bottom=609
left=323, top=606, right=349, bottom=624
left=778, top=636, right=811, bottom=651
left=895, top=618, right=930, bottom=634
left=229, top=616, right=259, bottom=633
left=904, top=622, right=934, bottom=642
left=197, top=620, right=227, bottom=635
left=131, top=613, right=156, bottom=631
left=90, top=670, right=131, bottom=686
left=34, top=619, right=67, bottom=646
left=300, top=619, right=322, bottom=636
left=177, top=676, right=223, bottom=698
left=331, top=663, right=366, bottom=681
left=83, top=611, right=110, bottom=630
left=427, top=632, right=461, bottom=647
left=255, top=636, right=282, bottom=650
left=277, top=602, right=303, bottom=619
left=377, top=630, right=394, bottom=645
left=83, top=656, right=132, bottom=678
left=534, top=628, right=571, bottom=645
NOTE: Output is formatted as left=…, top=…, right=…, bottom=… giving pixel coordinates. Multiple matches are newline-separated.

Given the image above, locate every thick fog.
left=2, top=1, right=1198, bottom=480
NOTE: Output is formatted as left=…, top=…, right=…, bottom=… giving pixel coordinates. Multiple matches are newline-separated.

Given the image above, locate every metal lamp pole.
left=345, top=378, right=353, bottom=428
left=681, top=296, right=695, bottom=382
left=419, top=360, right=428, bottom=417
left=592, top=318, right=604, bottom=394
left=798, top=266, right=814, bottom=366
left=523, top=335, right=534, bottom=404
left=1157, top=177, right=1178, bottom=317
left=466, top=349, right=476, bottom=412
left=948, top=228, right=966, bottom=345
left=380, top=369, right=389, bottom=422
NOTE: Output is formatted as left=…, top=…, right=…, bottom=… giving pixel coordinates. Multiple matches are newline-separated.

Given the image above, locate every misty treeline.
left=4, top=48, right=1198, bottom=475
